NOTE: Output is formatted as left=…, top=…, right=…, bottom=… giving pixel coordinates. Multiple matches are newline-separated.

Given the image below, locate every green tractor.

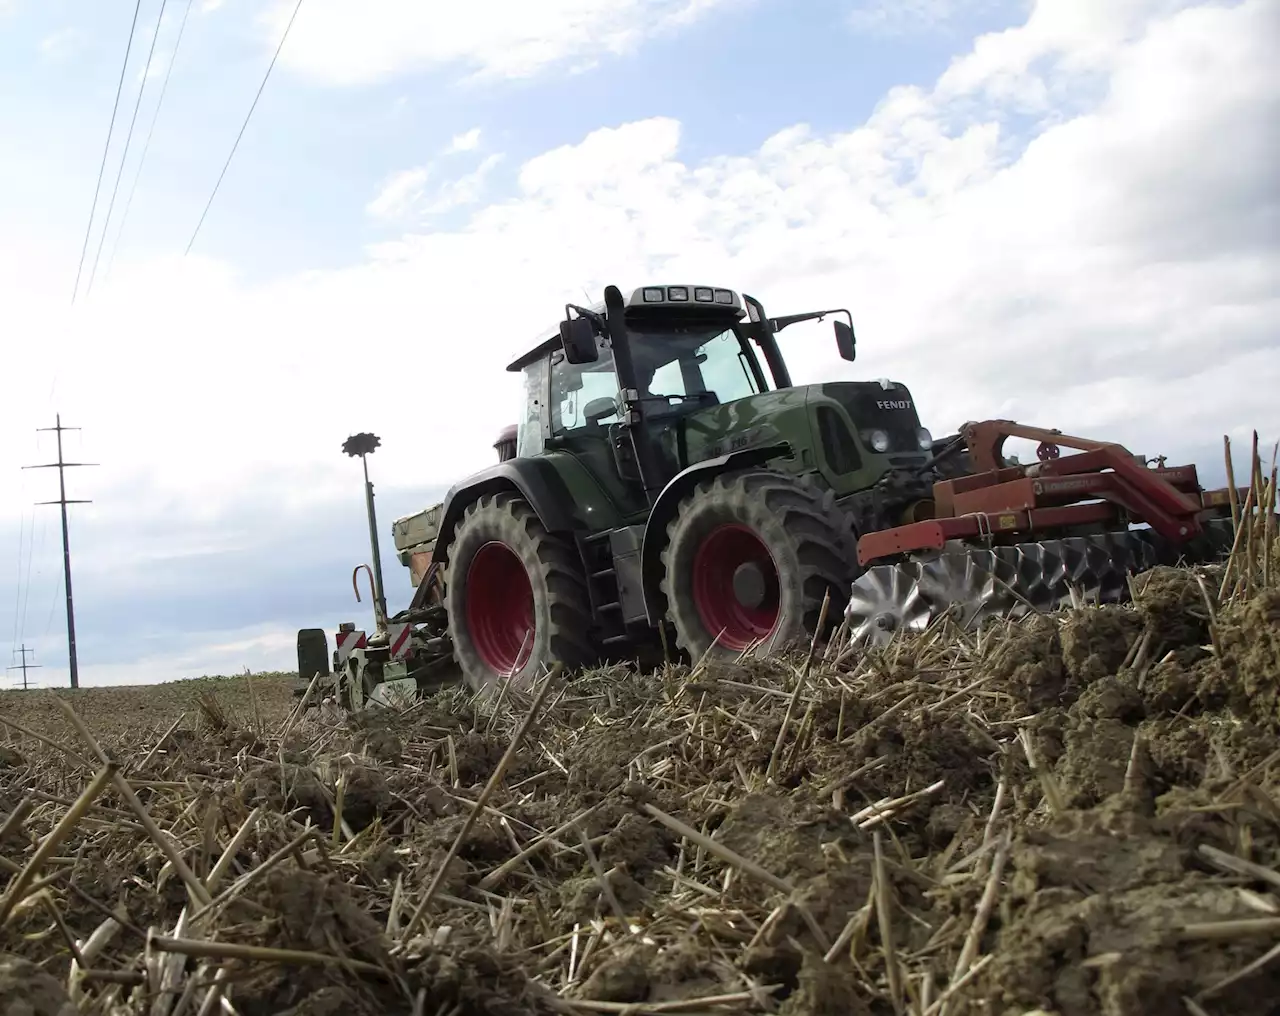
left=300, top=281, right=1247, bottom=705
left=373, top=282, right=940, bottom=692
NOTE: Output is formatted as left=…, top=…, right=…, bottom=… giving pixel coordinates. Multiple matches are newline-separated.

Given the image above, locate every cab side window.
left=550, top=346, right=621, bottom=433
left=516, top=357, right=549, bottom=457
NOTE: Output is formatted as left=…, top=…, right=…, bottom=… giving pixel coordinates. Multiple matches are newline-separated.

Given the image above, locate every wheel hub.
left=691, top=523, right=781, bottom=652
left=732, top=561, right=769, bottom=609
left=465, top=541, right=535, bottom=674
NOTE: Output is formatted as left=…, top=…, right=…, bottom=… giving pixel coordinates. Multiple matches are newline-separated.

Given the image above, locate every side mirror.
left=834, top=320, right=856, bottom=362
left=560, top=317, right=600, bottom=365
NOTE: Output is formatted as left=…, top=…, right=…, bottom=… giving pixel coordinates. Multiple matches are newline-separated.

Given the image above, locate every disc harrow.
left=846, top=519, right=1237, bottom=646
left=844, top=420, right=1249, bottom=647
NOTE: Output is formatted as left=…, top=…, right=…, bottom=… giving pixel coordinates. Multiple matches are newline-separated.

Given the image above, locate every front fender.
left=639, top=444, right=790, bottom=624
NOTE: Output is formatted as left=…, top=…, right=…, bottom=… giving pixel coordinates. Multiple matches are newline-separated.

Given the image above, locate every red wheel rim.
left=691, top=523, right=780, bottom=651
left=465, top=542, right=535, bottom=674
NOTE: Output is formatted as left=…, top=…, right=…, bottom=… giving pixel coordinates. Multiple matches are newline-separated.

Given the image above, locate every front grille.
left=821, top=382, right=923, bottom=454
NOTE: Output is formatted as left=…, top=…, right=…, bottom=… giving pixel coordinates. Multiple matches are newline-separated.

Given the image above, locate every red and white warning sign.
left=388, top=622, right=412, bottom=661
left=336, top=629, right=367, bottom=665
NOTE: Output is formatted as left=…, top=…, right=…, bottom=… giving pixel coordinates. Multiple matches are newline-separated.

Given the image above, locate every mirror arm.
left=564, top=302, right=606, bottom=332
left=770, top=308, right=852, bottom=332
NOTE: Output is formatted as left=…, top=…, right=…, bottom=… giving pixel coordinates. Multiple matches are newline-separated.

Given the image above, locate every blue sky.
left=1, top=0, right=1027, bottom=280
left=0, top=0, right=1276, bottom=687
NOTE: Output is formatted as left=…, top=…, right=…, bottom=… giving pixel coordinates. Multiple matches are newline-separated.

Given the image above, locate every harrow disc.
left=845, top=562, right=933, bottom=647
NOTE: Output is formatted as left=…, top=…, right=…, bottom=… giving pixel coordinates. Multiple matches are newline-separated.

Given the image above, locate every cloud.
left=2, top=0, right=1276, bottom=681
left=446, top=128, right=483, bottom=154
left=420, top=154, right=505, bottom=215
left=366, top=166, right=431, bottom=221
left=366, top=123, right=503, bottom=223
left=366, top=153, right=505, bottom=222
left=260, top=0, right=748, bottom=85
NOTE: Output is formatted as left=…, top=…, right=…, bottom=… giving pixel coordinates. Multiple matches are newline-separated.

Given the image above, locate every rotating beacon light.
left=342, top=432, right=389, bottom=634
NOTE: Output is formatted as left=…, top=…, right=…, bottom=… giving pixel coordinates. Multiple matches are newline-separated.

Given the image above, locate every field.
left=1, top=561, right=1278, bottom=1016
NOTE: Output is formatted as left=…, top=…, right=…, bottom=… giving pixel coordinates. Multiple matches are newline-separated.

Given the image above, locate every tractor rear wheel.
left=443, top=491, right=595, bottom=690
left=659, top=469, right=853, bottom=663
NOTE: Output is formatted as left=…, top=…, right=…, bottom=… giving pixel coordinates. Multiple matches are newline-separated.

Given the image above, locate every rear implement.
left=844, top=420, right=1246, bottom=645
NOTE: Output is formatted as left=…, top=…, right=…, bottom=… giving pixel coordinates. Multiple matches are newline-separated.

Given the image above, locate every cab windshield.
left=549, top=322, right=765, bottom=434
left=631, top=324, right=763, bottom=410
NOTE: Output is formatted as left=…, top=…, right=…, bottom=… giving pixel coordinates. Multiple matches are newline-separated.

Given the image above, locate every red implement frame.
left=856, top=420, right=1246, bottom=567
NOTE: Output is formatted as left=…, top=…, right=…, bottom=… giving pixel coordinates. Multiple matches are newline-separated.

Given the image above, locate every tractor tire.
left=443, top=491, right=595, bottom=691
left=804, top=478, right=861, bottom=565
left=659, top=469, right=854, bottom=663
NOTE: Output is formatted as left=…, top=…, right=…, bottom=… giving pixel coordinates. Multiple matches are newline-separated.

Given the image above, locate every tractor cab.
left=505, top=284, right=866, bottom=521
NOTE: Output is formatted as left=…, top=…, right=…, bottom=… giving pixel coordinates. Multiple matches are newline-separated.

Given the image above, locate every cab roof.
left=505, top=285, right=746, bottom=372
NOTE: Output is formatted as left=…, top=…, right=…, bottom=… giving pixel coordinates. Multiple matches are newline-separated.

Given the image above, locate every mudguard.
left=639, top=444, right=791, bottom=624
left=432, top=458, right=579, bottom=568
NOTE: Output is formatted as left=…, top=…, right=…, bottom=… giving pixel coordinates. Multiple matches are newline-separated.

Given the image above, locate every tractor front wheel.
left=660, top=470, right=852, bottom=662
left=443, top=492, right=595, bottom=690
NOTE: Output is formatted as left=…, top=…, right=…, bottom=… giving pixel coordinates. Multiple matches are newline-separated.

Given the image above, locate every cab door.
left=546, top=347, right=649, bottom=521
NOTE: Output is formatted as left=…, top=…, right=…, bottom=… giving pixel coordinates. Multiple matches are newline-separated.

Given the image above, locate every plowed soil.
left=1, top=566, right=1278, bottom=1016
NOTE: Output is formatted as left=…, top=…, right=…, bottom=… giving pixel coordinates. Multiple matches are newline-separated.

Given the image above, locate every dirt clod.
left=0, top=953, right=76, bottom=1016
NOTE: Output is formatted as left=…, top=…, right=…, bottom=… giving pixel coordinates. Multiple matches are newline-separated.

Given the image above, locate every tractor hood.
left=816, top=381, right=928, bottom=459
left=651, top=381, right=930, bottom=482
left=661, top=389, right=808, bottom=467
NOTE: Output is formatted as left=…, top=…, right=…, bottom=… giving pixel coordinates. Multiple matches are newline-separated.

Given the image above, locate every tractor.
left=302, top=282, right=938, bottom=700
left=298, top=282, right=1247, bottom=705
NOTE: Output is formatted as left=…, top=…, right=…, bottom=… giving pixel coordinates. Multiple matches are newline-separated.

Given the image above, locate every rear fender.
left=639, top=444, right=790, bottom=624
left=432, top=459, right=577, bottom=569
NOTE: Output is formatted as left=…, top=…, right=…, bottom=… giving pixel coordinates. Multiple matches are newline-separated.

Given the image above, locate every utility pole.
left=7, top=645, right=40, bottom=690
left=23, top=414, right=96, bottom=689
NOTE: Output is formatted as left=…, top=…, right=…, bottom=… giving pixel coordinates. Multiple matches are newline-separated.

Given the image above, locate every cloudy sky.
left=0, top=0, right=1276, bottom=688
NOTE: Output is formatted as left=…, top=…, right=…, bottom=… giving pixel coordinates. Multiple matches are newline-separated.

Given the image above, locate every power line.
left=185, top=0, right=305, bottom=255
left=71, top=0, right=146, bottom=306
left=85, top=0, right=173, bottom=300
left=9, top=507, right=27, bottom=653
left=43, top=570, right=64, bottom=639
left=18, top=438, right=51, bottom=645
left=17, top=509, right=42, bottom=648
left=104, top=0, right=196, bottom=281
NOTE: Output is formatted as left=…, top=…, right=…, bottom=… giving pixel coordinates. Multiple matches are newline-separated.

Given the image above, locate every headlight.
left=917, top=427, right=933, bottom=451
left=866, top=429, right=890, bottom=453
